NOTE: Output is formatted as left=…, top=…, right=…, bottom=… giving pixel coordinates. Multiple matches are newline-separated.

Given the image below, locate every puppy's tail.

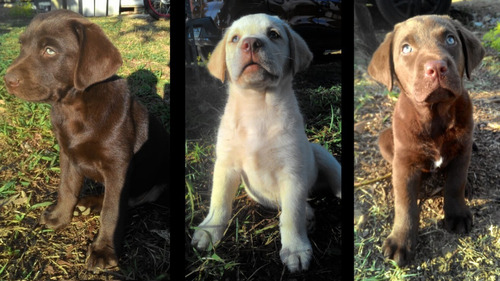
left=311, top=143, right=341, bottom=198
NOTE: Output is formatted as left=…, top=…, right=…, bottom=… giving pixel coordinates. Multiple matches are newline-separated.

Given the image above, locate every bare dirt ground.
left=354, top=0, right=500, bottom=279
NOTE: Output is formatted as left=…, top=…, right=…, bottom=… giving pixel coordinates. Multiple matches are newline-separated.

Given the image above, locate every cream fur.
left=191, top=13, right=341, bottom=272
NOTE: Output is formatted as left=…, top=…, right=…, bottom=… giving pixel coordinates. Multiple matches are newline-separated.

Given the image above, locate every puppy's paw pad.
left=382, top=235, right=413, bottom=267
left=279, top=245, right=312, bottom=272
left=86, top=244, right=118, bottom=272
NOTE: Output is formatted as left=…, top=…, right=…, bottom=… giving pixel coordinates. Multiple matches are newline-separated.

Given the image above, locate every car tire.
left=375, top=0, right=452, bottom=25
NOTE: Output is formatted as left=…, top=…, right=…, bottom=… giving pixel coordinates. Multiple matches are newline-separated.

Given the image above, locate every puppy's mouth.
left=5, top=83, right=54, bottom=103
left=414, top=77, right=462, bottom=104
left=241, top=60, right=270, bottom=74
left=236, top=59, right=279, bottom=86
left=416, top=87, right=457, bottom=104
left=242, top=62, right=261, bottom=72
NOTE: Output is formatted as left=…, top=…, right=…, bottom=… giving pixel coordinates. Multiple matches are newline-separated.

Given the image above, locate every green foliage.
left=9, top=2, right=35, bottom=18
left=483, top=23, right=500, bottom=52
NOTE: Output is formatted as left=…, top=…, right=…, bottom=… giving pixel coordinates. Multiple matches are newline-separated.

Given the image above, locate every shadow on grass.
left=127, top=69, right=170, bottom=130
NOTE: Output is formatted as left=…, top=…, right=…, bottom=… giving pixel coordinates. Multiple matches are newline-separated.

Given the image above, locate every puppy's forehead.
left=394, top=15, right=457, bottom=45
left=228, top=14, right=286, bottom=36
left=21, top=10, right=88, bottom=40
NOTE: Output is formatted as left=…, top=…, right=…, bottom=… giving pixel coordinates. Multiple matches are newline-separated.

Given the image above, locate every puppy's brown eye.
left=446, top=35, right=456, bottom=45
left=269, top=30, right=280, bottom=39
left=232, top=35, right=239, bottom=43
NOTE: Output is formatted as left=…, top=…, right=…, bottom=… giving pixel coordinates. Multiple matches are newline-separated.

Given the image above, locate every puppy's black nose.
left=241, top=37, right=263, bottom=53
left=4, top=72, right=20, bottom=88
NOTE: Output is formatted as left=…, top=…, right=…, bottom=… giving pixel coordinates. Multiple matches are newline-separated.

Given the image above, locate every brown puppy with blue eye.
left=368, top=15, right=484, bottom=266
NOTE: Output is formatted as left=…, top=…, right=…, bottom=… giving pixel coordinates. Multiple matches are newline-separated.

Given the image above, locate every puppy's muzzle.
left=241, top=37, right=264, bottom=67
left=4, top=72, right=21, bottom=91
left=416, top=59, right=457, bottom=103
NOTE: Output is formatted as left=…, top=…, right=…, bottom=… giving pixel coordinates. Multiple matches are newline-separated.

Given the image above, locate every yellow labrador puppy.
left=191, top=13, right=341, bottom=272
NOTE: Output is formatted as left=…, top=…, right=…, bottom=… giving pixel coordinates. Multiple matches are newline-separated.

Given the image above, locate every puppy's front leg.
left=279, top=179, right=312, bottom=272
left=383, top=157, right=420, bottom=266
left=41, top=149, right=83, bottom=230
left=86, top=167, right=127, bottom=271
left=192, top=160, right=241, bottom=250
left=443, top=150, right=472, bottom=234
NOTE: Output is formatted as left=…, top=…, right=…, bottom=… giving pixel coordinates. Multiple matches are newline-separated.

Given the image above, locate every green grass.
left=483, top=23, right=500, bottom=52
left=185, top=62, right=342, bottom=280
left=0, top=13, right=169, bottom=281
left=9, top=2, right=35, bottom=18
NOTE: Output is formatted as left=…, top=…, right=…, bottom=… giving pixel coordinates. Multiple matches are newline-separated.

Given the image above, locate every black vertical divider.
left=341, top=1, right=355, bottom=280
left=169, top=1, right=186, bottom=280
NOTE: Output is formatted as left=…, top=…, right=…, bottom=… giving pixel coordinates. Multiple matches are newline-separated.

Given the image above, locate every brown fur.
left=3, top=10, right=169, bottom=271
left=368, top=15, right=484, bottom=266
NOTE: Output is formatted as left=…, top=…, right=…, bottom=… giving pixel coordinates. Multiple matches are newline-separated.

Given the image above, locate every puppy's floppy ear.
left=284, top=24, right=313, bottom=74
left=72, top=20, right=122, bottom=91
left=368, top=31, right=395, bottom=91
left=453, top=20, right=485, bottom=79
left=207, top=31, right=229, bottom=82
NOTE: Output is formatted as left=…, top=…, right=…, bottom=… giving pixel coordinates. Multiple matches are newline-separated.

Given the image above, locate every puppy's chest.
left=219, top=109, right=298, bottom=169
left=420, top=128, right=467, bottom=172
left=51, top=104, right=130, bottom=171
left=230, top=111, right=290, bottom=148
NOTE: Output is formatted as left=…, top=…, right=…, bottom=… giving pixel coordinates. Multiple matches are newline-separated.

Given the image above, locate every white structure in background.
left=42, top=0, right=143, bottom=16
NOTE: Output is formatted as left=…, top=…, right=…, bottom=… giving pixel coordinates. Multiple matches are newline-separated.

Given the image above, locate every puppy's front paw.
left=86, top=243, right=118, bottom=272
left=191, top=225, right=224, bottom=250
left=382, top=232, right=414, bottom=267
left=40, top=205, right=72, bottom=230
left=444, top=205, right=472, bottom=234
left=279, top=242, right=313, bottom=272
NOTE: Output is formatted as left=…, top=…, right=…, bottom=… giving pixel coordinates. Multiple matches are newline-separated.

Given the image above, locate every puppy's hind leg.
left=192, top=161, right=241, bottom=250
left=311, top=143, right=341, bottom=198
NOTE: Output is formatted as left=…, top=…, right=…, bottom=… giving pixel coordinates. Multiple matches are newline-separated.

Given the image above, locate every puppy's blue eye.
left=446, top=35, right=456, bottom=45
left=402, top=44, right=412, bottom=54
left=232, top=35, right=239, bottom=43
left=269, top=30, right=280, bottom=39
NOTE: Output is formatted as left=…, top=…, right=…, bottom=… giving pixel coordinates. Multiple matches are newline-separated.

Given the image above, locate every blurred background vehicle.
left=144, top=0, right=170, bottom=20
left=185, top=0, right=342, bottom=63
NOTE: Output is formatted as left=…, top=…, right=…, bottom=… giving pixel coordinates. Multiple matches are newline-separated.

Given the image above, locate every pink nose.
left=4, top=73, right=20, bottom=88
left=425, top=60, right=448, bottom=79
left=241, top=37, right=263, bottom=53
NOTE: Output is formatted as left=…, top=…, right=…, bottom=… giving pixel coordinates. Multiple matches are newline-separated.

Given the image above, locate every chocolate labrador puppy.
left=3, top=10, right=169, bottom=270
left=368, top=15, right=484, bottom=266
